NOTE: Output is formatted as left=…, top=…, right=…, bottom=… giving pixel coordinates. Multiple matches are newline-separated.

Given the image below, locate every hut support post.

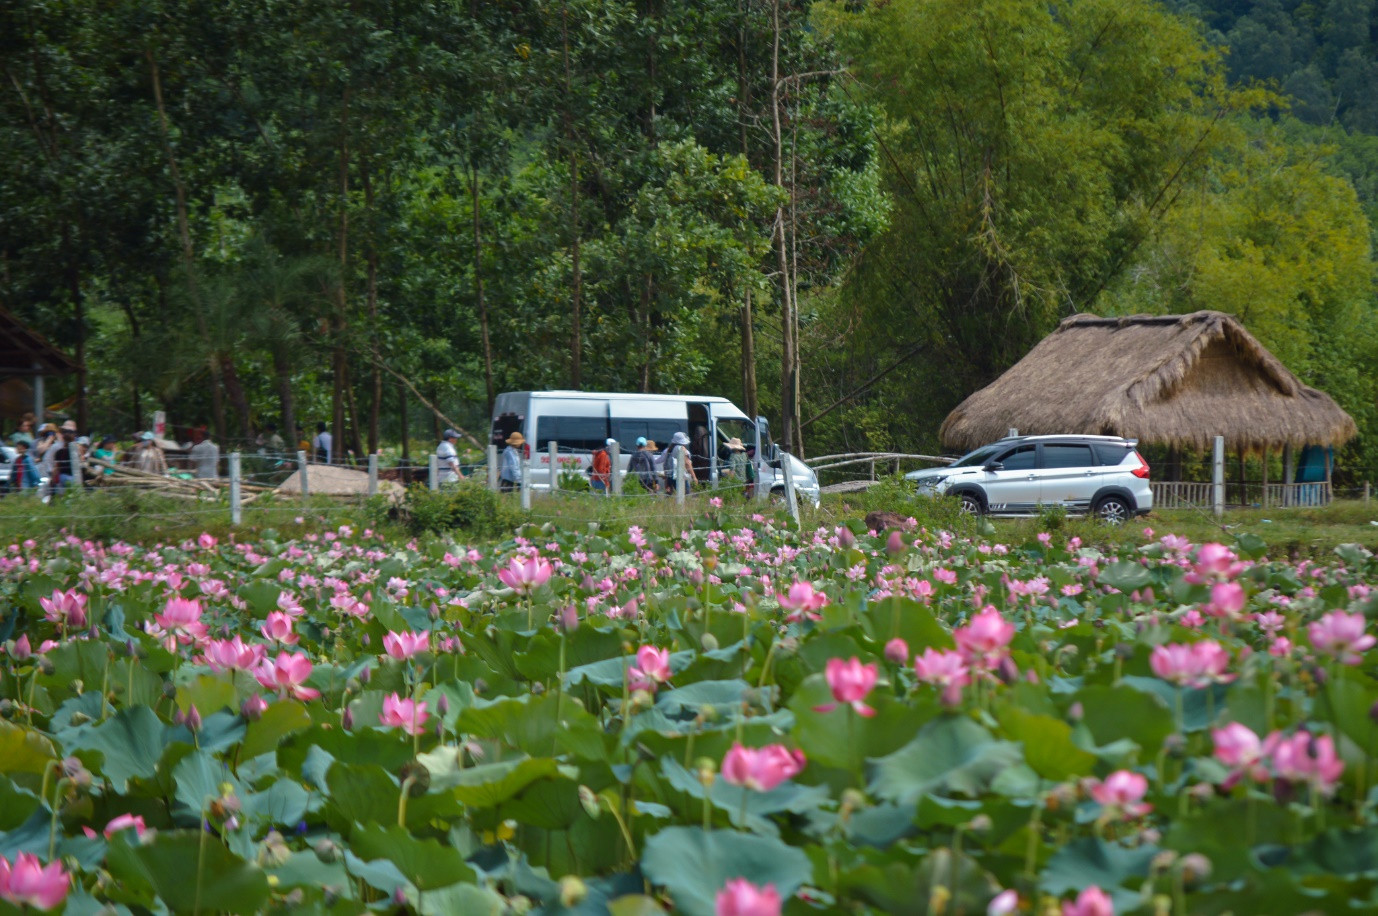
left=1212, top=436, right=1225, bottom=519
left=1325, top=447, right=1333, bottom=505
left=1261, top=447, right=1268, bottom=508
left=33, top=373, right=44, bottom=426
left=1283, top=444, right=1295, bottom=507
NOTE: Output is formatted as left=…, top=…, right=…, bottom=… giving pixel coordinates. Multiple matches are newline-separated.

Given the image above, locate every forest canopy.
left=2, top=0, right=1376, bottom=476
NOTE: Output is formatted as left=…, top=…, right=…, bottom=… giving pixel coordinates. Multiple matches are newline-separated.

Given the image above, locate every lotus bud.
left=39, top=657, right=55, bottom=676
left=360, top=633, right=370, bottom=647
left=1151, top=850, right=1179, bottom=875
left=429, top=604, right=440, bottom=621
left=558, top=876, right=588, bottom=907
left=689, top=569, right=704, bottom=587
left=531, top=681, right=545, bottom=696
left=399, top=761, right=431, bottom=796
left=436, top=692, right=451, bottom=716
left=341, top=706, right=354, bottom=730
left=391, top=887, right=408, bottom=907
left=241, top=694, right=268, bottom=721
left=473, top=678, right=487, bottom=695
left=125, top=639, right=137, bottom=657
left=701, top=633, right=719, bottom=652
left=696, top=757, right=717, bottom=788
left=630, top=688, right=653, bottom=711
left=884, top=638, right=909, bottom=665
left=578, top=785, right=601, bottom=819
left=172, top=709, right=186, bottom=726
left=68, top=712, right=91, bottom=727
left=1179, top=853, right=1212, bottom=885
left=162, top=681, right=178, bottom=700
left=966, top=814, right=992, bottom=833
left=0, top=699, right=12, bottom=718
left=886, top=530, right=905, bottom=556
left=7, top=637, right=31, bottom=661
left=581, top=575, right=596, bottom=593
left=840, top=788, right=867, bottom=813
left=358, top=666, right=372, bottom=685
left=1067, top=702, right=1084, bottom=722
left=313, top=838, right=341, bottom=863
left=220, top=624, right=232, bottom=639
left=839, top=527, right=856, bottom=549
left=996, top=656, right=1019, bottom=684
left=1369, top=699, right=1378, bottom=723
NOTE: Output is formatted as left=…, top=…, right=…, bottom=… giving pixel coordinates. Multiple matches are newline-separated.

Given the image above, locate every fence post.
left=428, top=454, right=439, bottom=491
left=610, top=441, right=622, bottom=496
left=297, top=450, right=309, bottom=499
left=520, top=452, right=532, bottom=511
left=783, top=456, right=800, bottom=526
left=487, top=444, right=499, bottom=492
left=1212, top=436, right=1225, bottom=518
left=366, top=453, right=378, bottom=497
left=1366, top=482, right=1371, bottom=506
left=229, top=452, right=242, bottom=526
left=69, top=445, right=82, bottom=493
left=548, top=441, right=559, bottom=493
left=674, top=446, right=686, bottom=507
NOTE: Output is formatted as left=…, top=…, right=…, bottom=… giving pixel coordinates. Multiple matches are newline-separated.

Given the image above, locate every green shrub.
left=1036, top=504, right=1068, bottom=530
left=397, top=482, right=523, bottom=538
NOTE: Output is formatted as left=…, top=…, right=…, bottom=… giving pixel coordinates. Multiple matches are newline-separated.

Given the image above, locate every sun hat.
left=725, top=437, right=746, bottom=451
left=671, top=431, right=690, bottom=446
left=60, top=420, right=77, bottom=432
left=140, top=432, right=155, bottom=441
left=505, top=431, right=525, bottom=446
left=636, top=436, right=647, bottom=447
left=442, top=429, right=459, bottom=440
left=605, top=438, right=617, bottom=447
left=75, top=436, right=90, bottom=446
left=645, top=440, right=658, bottom=450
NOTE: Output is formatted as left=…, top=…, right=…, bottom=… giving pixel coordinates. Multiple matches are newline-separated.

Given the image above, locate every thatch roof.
left=939, top=311, right=1357, bottom=453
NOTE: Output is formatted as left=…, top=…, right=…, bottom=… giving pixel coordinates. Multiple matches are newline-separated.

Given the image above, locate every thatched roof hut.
left=939, top=311, right=1357, bottom=453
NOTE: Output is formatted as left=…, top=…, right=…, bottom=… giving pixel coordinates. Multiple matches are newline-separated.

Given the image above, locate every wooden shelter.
left=0, top=304, right=78, bottom=423
left=939, top=311, right=1357, bottom=505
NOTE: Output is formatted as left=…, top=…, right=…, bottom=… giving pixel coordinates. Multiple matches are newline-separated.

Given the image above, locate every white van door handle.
left=1027, top=474, right=1036, bottom=481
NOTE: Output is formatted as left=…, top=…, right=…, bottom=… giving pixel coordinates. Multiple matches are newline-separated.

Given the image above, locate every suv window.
left=996, top=445, right=1037, bottom=470
left=1043, top=444, right=1094, bottom=469
left=1093, top=443, right=1131, bottom=466
left=535, top=415, right=611, bottom=451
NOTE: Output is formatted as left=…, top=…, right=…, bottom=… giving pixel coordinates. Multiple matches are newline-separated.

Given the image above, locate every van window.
left=1093, top=443, right=1131, bottom=466
left=1042, top=444, right=1094, bottom=469
left=611, top=418, right=684, bottom=449
left=535, top=416, right=610, bottom=452
left=996, top=445, right=1037, bottom=470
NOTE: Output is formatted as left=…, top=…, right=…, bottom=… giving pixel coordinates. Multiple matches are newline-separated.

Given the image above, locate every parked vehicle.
left=490, top=391, right=821, bottom=506
left=906, top=435, right=1151, bottom=524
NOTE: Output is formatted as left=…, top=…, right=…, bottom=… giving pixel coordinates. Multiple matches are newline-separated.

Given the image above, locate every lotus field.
left=3, top=515, right=1378, bottom=915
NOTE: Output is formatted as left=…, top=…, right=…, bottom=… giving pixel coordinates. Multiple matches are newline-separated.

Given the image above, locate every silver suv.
left=906, top=435, right=1152, bottom=524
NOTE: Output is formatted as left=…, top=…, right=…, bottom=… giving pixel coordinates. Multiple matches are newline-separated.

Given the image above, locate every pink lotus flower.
left=1207, top=581, right=1247, bottom=619
left=884, top=638, right=909, bottom=664
left=0, top=852, right=70, bottom=910
left=379, top=693, right=429, bottom=736
left=103, top=813, right=147, bottom=839
left=39, top=589, right=87, bottom=629
left=1149, top=641, right=1234, bottom=688
left=716, top=877, right=781, bottom=916
left=1089, top=770, right=1152, bottom=818
left=201, top=636, right=266, bottom=672
left=913, top=648, right=970, bottom=705
left=815, top=657, right=878, bottom=717
left=1062, top=885, right=1114, bottom=916
left=954, top=607, right=1015, bottom=667
left=260, top=611, right=298, bottom=645
left=777, top=580, right=828, bottom=622
left=1268, top=730, right=1344, bottom=795
left=1192, top=543, right=1243, bottom=581
left=155, top=597, right=208, bottom=644
left=498, top=555, right=554, bottom=595
left=988, top=889, right=1018, bottom=915
left=254, top=651, right=320, bottom=701
left=720, top=743, right=806, bottom=792
left=1308, top=611, right=1376, bottom=665
left=1212, top=722, right=1268, bottom=787
left=628, top=645, right=672, bottom=692
left=383, top=631, right=430, bottom=660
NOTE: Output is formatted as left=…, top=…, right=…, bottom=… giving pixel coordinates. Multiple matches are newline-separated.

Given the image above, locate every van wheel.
left=956, top=493, right=983, bottom=516
left=1095, top=496, right=1131, bottom=526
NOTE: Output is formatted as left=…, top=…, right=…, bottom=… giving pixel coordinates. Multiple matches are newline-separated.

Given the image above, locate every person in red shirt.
left=590, top=438, right=614, bottom=494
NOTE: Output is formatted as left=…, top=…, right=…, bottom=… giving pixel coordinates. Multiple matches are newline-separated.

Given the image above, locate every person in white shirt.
left=437, top=429, right=462, bottom=483
left=312, top=422, right=333, bottom=464
left=189, top=436, right=220, bottom=479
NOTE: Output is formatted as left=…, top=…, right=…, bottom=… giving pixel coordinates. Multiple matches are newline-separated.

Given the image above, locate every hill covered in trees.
left=3, top=0, right=1377, bottom=477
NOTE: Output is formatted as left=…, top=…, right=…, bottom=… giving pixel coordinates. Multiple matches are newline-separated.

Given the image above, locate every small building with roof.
left=0, top=303, right=78, bottom=424
left=938, top=311, right=1357, bottom=506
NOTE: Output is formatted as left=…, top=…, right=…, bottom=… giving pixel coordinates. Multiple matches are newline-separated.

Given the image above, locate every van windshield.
left=950, top=445, right=1000, bottom=468
left=716, top=418, right=756, bottom=460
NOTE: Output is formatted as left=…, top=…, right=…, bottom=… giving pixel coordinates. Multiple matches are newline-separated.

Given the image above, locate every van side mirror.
left=983, top=461, right=1003, bottom=472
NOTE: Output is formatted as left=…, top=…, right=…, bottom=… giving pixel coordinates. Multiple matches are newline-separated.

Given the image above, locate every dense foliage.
left=3, top=518, right=1378, bottom=913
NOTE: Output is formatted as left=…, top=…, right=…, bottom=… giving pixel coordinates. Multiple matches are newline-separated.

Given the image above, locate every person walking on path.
left=590, top=438, right=614, bottom=494
left=437, top=429, right=463, bottom=484
left=500, top=431, right=525, bottom=492
left=627, top=436, right=657, bottom=492
left=663, top=431, right=696, bottom=495
left=724, top=437, right=753, bottom=496
left=312, top=422, right=333, bottom=464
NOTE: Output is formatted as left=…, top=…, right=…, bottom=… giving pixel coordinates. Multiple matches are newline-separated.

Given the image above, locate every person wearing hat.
left=437, top=429, right=463, bottom=484
left=661, top=430, right=697, bottom=494
left=91, top=436, right=118, bottom=476
left=627, top=436, right=658, bottom=492
left=589, top=438, right=614, bottom=494
left=723, top=436, right=753, bottom=497
left=500, top=431, right=525, bottom=492
left=132, top=431, right=168, bottom=476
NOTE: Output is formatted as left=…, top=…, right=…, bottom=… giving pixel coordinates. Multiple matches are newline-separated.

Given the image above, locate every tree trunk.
left=788, top=101, right=803, bottom=457
left=362, top=159, right=381, bottom=455
left=345, top=370, right=364, bottom=463
left=272, top=346, right=295, bottom=451
left=737, top=0, right=758, bottom=423
left=220, top=355, right=251, bottom=442
left=66, top=259, right=87, bottom=431
left=769, top=0, right=797, bottom=454
left=471, top=161, right=495, bottom=413
left=399, top=382, right=410, bottom=463
left=332, top=90, right=351, bottom=463
left=147, top=48, right=227, bottom=443
left=561, top=2, right=583, bottom=388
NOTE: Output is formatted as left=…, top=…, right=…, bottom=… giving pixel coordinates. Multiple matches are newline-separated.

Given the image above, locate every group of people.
left=485, top=427, right=755, bottom=496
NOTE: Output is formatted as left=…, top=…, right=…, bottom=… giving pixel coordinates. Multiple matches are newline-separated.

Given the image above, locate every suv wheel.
left=1094, top=496, right=1131, bottom=526
left=956, top=492, right=983, bottom=516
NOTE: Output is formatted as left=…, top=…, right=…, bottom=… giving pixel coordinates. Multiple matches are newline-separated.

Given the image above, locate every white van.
left=490, top=391, right=820, bottom=506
